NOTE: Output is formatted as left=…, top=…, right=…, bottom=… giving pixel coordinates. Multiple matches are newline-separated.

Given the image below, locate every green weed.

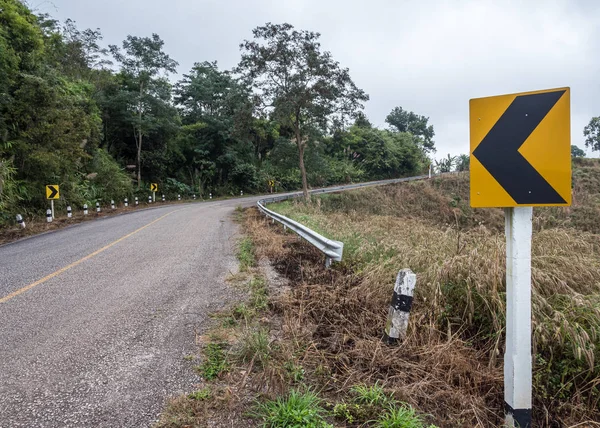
left=236, top=327, right=272, bottom=368
left=237, top=237, right=256, bottom=271
left=352, top=382, right=390, bottom=407
left=251, top=389, right=333, bottom=428
left=188, top=387, right=211, bottom=401
left=375, top=404, right=433, bottom=428
left=196, top=343, right=229, bottom=380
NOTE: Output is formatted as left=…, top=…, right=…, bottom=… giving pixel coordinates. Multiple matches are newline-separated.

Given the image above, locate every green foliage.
left=251, top=389, right=333, bottom=428
left=571, top=144, right=586, bottom=158
left=196, top=343, right=229, bottom=381
left=386, top=106, right=436, bottom=153
left=583, top=116, right=600, bottom=152
left=237, top=237, right=256, bottom=272
left=187, top=387, right=211, bottom=401
left=0, top=1, right=437, bottom=223
left=236, top=327, right=272, bottom=368
left=374, top=404, right=432, bottom=428
left=284, top=361, right=305, bottom=383
left=351, top=383, right=390, bottom=407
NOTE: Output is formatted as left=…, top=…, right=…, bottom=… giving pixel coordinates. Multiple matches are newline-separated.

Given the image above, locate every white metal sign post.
left=504, top=207, right=533, bottom=427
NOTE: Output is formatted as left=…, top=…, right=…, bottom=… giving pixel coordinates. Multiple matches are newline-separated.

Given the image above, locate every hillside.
left=246, top=158, right=600, bottom=427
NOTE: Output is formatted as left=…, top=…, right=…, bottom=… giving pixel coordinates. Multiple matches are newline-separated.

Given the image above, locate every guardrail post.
left=383, top=269, right=416, bottom=345
left=16, top=214, right=25, bottom=229
left=325, top=257, right=332, bottom=268
left=67, top=206, right=72, bottom=218
left=46, top=209, right=52, bottom=223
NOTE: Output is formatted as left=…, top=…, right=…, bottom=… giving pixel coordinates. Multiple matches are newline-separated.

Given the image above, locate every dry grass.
left=247, top=161, right=600, bottom=427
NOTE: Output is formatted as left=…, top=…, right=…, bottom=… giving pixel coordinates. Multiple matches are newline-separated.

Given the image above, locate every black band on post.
left=504, top=402, right=531, bottom=428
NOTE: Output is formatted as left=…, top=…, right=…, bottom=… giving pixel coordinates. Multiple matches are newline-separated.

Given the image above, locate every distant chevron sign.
left=470, top=88, right=571, bottom=207
left=46, top=185, right=60, bottom=200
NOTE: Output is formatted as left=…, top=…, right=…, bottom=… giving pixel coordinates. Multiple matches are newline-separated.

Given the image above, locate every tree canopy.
left=0, top=2, right=433, bottom=225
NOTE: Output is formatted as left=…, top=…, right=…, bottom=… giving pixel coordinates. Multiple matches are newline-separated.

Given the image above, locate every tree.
left=571, top=145, right=585, bottom=158
left=386, top=107, right=435, bottom=153
left=456, top=154, right=470, bottom=171
left=237, top=23, right=368, bottom=200
left=435, top=154, right=456, bottom=173
left=583, top=117, right=600, bottom=152
left=109, top=34, right=178, bottom=187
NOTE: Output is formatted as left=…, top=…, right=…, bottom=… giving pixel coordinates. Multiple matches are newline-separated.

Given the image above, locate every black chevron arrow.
left=472, top=90, right=567, bottom=205
left=48, top=186, right=59, bottom=199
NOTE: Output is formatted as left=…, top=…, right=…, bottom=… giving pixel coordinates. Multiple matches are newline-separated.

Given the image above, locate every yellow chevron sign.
left=470, top=87, right=571, bottom=207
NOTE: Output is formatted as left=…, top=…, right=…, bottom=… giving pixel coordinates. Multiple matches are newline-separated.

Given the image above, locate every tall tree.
left=237, top=23, right=368, bottom=200
left=109, top=34, right=178, bottom=187
left=583, top=117, right=600, bottom=152
left=571, top=145, right=585, bottom=158
left=386, top=107, right=435, bottom=153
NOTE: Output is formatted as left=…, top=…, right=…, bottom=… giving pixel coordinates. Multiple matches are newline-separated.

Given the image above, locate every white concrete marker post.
left=178, top=194, right=181, bottom=201
left=67, top=206, right=72, bottom=218
left=209, top=193, right=212, bottom=200
left=124, top=198, right=128, bottom=207
left=16, top=214, right=25, bottom=229
left=153, top=191, right=156, bottom=203
left=135, top=197, right=138, bottom=207
left=504, top=207, right=533, bottom=428
left=111, top=200, right=115, bottom=210
left=162, top=194, right=165, bottom=202
left=96, top=202, right=101, bottom=213
left=428, top=164, right=432, bottom=179
left=383, top=269, right=416, bottom=345
left=193, top=194, right=196, bottom=200
left=83, top=204, right=88, bottom=215
left=46, top=209, right=52, bottom=223
left=148, top=195, right=152, bottom=204
left=50, top=199, right=55, bottom=219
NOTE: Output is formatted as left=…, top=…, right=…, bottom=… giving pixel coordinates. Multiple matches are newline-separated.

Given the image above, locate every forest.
left=0, top=0, right=445, bottom=225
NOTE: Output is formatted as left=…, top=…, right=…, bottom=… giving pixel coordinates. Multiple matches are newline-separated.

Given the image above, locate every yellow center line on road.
left=0, top=209, right=182, bottom=304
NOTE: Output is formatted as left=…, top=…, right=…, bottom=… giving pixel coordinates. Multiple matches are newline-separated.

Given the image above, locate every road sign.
left=150, top=183, right=158, bottom=192
left=470, top=88, right=571, bottom=207
left=46, top=185, right=60, bottom=200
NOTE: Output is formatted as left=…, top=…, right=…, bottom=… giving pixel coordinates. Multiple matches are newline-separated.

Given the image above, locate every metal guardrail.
left=257, top=174, right=430, bottom=266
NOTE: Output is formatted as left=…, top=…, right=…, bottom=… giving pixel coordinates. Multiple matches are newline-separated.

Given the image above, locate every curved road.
left=0, top=198, right=258, bottom=427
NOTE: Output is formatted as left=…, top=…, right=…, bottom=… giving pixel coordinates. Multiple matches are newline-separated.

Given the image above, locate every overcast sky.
left=35, top=0, right=600, bottom=158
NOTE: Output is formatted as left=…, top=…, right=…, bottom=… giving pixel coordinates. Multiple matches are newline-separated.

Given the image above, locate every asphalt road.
left=0, top=197, right=260, bottom=427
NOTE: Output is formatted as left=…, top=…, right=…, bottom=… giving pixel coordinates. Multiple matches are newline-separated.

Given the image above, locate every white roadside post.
left=50, top=199, right=55, bottom=219
left=504, top=207, right=533, bottom=427
left=162, top=194, right=165, bottom=202
left=96, top=202, right=101, bottom=213
left=111, top=199, right=115, bottom=210
left=16, top=214, right=25, bottom=229
left=124, top=198, right=128, bottom=207
left=67, top=206, right=72, bottom=218
left=428, top=163, right=432, bottom=179
left=148, top=195, right=152, bottom=204
left=135, top=197, right=138, bottom=207
left=153, top=191, right=156, bottom=202
left=83, top=204, right=88, bottom=215
left=240, top=190, right=243, bottom=196
left=209, top=193, right=212, bottom=200
left=46, top=209, right=52, bottom=223
left=178, top=194, right=181, bottom=201
left=193, top=194, right=196, bottom=200
left=383, top=269, right=416, bottom=345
